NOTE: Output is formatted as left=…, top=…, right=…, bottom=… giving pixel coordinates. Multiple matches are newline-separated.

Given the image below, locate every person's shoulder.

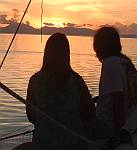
left=71, top=70, right=81, bottom=78
left=70, top=70, right=84, bottom=84
left=102, top=56, right=124, bottom=74
left=103, top=56, right=124, bottom=69
left=71, top=70, right=86, bottom=86
left=104, top=56, right=121, bottom=64
left=29, top=71, right=44, bottom=82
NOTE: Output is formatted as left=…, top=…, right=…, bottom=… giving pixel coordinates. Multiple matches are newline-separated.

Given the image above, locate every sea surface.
left=0, top=34, right=137, bottom=140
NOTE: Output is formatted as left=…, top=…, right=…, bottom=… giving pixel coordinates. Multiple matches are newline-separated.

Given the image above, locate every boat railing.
left=0, top=130, right=33, bottom=150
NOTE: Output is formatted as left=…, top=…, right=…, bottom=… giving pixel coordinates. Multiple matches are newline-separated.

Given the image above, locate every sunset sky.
left=0, top=0, right=137, bottom=28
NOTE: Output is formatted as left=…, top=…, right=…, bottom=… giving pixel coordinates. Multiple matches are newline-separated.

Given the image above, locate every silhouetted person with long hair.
left=93, top=26, right=137, bottom=138
left=26, top=33, right=95, bottom=150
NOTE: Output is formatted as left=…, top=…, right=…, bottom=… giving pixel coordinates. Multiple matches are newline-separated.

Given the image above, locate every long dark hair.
left=93, top=26, right=122, bottom=62
left=41, top=33, right=72, bottom=86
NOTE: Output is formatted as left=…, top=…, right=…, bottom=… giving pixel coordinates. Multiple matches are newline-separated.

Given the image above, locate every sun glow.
left=0, top=0, right=137, bottom=29
left=31, top=17, right=69, bottom=28
left=43, top=17, right=69, bottom=28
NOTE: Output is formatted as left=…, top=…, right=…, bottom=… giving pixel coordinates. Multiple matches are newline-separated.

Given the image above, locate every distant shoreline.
left=0, top=23, right=137, bottom=39
left=0, top=32, right=137, bottom=39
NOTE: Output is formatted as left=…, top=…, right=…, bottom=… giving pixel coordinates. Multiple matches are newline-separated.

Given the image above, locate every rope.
left=0, top=0, right=32, bottom=70
left=0, top=125, right=33, bottom=139
left=0, top=82, right=26, bottom=104
left=0, top=130, right=33, bottom=141
left=41, top=0, right=44, bottom=43
left=0, top=82, right=106, bottom=149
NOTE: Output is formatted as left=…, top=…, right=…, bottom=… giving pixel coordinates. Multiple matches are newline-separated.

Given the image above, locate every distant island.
left=0, top=22, right=137, bottom=38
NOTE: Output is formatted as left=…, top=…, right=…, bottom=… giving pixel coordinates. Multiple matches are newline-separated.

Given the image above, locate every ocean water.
left=0, top=34, right=137, bottom=139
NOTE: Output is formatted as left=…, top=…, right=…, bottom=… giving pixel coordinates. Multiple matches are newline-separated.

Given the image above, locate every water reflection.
left=0, top=34, right=137, bottom=135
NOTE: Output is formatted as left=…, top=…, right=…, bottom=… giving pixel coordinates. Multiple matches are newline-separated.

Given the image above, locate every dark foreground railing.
left=0, top=130, right=33, bottom=150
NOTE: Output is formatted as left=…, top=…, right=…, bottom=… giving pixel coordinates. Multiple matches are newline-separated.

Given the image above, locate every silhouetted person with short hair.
left=92, top=26, right=136, bottom=138
left=26, top=33, right=95, bottom=150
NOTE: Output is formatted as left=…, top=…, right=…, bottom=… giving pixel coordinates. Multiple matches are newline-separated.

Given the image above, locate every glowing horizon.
left=0, top=0, right=137, bottom=28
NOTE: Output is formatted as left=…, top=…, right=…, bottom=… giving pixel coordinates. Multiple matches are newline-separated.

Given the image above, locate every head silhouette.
left=41, top=33, right=71, bottom=84
left=93, top=26, right=122, bottom=62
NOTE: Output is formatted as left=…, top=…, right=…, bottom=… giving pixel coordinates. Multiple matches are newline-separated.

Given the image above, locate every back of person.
left=96, top=55, right=136, bottom=124
left=26, top=33, right=95, bottom=150
left=31, top=70, right=88, bottom=150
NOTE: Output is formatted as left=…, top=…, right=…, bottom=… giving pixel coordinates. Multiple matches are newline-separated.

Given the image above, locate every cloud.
left=25, top=20, right=30, bottom=26
left=63, top=22, right=95, bottom=28
left=0, top=0, right=16, bottom=4
left=0, top=14, right=11, bottom=24
left=0, top=8, right=21, bottom=24
left=0, top=0, right=19, bottom=6
left=0, top=14, right=19, bottom=24
left=83, top=24, right=94, bottom=27
left=63, top=22, right=78, bottom=27
left=44, top=22, right=55, bottom=26
left=11, top=8, right=20, bottom=22
left=0, top=8, right=30, bottom=26
left=45, top=0, right=88, bottom=5
left=45, top=0, right=98, bottom=6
